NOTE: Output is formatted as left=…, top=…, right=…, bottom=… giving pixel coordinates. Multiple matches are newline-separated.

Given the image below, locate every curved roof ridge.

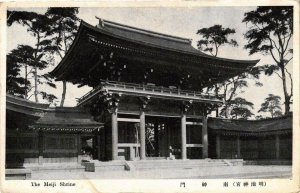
left=82, top=20, right=259, bottom=65
left=96, top=17, right=192, bottom=44
left=208, top=114, right=292, bottom=122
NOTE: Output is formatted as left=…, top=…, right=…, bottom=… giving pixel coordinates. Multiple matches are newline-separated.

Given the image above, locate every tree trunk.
left=223, top=102, right=230, bottom=118
left=280, top=66, right=290, bottom=115
left=25, top=65, right=28, bottom=99
left=215, top=84, right=219, bottom=117
left=60, top=80, right=67, bottom=107
left=34, top=66, right=38, bottom=102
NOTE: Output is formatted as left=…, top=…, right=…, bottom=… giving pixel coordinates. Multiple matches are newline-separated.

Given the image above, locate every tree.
left=7, top=10, right=57, bottom=103
left=197, top=25, right=238, bottom=57
left=258, top=94, right=282, bottom=118
left=7, top=45, right=36, bottom=98
left=224, top=97, right=254, bottom=119
left=196, top=25, right=263, bottom=118
left=243, top=6, right=293, bottom=115
left=45, top=8, right=79, bottom=106
left=6, top=52, right=30, bottom=97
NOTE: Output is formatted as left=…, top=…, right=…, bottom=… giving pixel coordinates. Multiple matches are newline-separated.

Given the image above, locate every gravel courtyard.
left=30, top=165, right=292, bottom=180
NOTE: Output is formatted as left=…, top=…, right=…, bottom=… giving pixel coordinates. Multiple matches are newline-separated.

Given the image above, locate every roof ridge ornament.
left=96, top=16, right=105, bottom=28
left=95, top=16, right=191, bottom=44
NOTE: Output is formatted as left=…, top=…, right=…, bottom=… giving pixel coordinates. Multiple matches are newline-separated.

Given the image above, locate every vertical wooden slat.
left=202, top=116, right=208, bottom=158
left=181, top=114, right=187, bottom=160
left=276, top=134, right=280, bottom=160
left=237, top=135, right=241, bottom=158
left=154, top=122, right=159, bottom=156
left=112, top=109, right=118, bottom=160
left=38, top=131, right=44, bottom=165
left=97, top=134, right=101, bottom=160
left=216, top=134, right=220, bottom=159
left=140, top=111, right=146, bottom=160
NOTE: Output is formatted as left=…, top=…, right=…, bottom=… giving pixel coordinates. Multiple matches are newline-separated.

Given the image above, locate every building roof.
left=6, top=94, right=103, bottom=132
left=30, top=107, right=103, bottom=132
left=6, top=94, right=49, bottom=117
left=50, top=19, right=259, bottom=90
left=93, top=18, right=258, bottom=64
left=208, top=115, right=292, bottom=135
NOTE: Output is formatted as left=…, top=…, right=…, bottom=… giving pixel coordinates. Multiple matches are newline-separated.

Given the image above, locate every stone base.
left=84, top=160, right=126, bottom=172
left=5, top=168, right=32, bottom=180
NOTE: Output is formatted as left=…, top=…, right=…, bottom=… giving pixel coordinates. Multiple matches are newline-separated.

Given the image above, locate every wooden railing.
left=78, top=80, right=222, bottom=104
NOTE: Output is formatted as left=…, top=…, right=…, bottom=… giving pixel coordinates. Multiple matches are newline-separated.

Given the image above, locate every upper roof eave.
left=50, top=20, right=260, bottom=79
left=83, top=20, right=260, bottom=65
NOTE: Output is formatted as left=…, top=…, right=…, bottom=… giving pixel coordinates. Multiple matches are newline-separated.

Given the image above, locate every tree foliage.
left=45, top=8, right=79, bottom=106
left=7, top=10, right=57, bottom=104
left=196, top=24, right=263, bottom=118
left=258, top=94, right=282, bottom=118
left=243, top=6, right=293, bottom=115
left=224, top=97, right=254, bottom=119
left=196, top=25, right=238, bottom=56
left=6, top=45, right=35, bottom=98
left=6, top=53, right=29, bottom=97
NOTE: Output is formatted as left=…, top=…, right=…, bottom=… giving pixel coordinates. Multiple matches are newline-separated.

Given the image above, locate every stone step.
left=83, top=161, right=127, bottom=172
left=133, top=161, right=227, bottom=165
left=134, top=164, right=228, bottom=170
left=81, top=159, right=243, bottom=172
left=5, top=168, right=32, bottom=180
left=24, top=163, right=85, bottom=172
left=131, top=160, right=229, bottom=170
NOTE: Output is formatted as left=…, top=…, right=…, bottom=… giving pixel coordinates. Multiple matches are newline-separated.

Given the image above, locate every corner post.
left=139, top=96, right=150, bottom=160
left=202, top=111, right=208, bottom=158
left=181, top=113, right=187, bottom=160
left=275, top=134, right=280, bottom=160
left=140, top=111, right=146, bottom=160
left=111, top=108, right=118, bottom=160
left=216, top=134, right=220, bottom=159
left=77, top=134, right=82, bottom=163
left=38, top=130, right=44, bottom=165
left=237, top=135, right=241, bottom=159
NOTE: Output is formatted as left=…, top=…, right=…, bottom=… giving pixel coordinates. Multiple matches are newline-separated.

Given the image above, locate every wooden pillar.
left=140, top=111, right=146, bottom=160
left=77, top=134, right=82, bottom=163
left=38, top=131, right=44, bottom=165
left=237, top=135, right=241, bottom=159
left=97, top=134, right=101, bottom=160
left=276, top=134, right=280, bottom=160
left=202, top=116, right=208, bottom=158
left=130, top=146, right=135, bottom=161
left=181, top=114, right=187, bottom=160
left=216, top=134, right=220, bottom=159
left=154, top=122, right=159, bottom=156
left=111, top=109, right=118, bottom=160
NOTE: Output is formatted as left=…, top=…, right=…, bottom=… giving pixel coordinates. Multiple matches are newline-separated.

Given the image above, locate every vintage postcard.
left=0, top=1, right=299, bottom=192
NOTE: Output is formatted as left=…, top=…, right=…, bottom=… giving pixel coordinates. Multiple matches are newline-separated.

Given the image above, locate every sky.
left=6, top=7, right=293, bottom=118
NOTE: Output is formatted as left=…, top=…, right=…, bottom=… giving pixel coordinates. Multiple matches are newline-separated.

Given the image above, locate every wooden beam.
left=117, top=143, right=141, bottom=147
left=186, top=144, right=204, bottom=148
left=118, top=110, right=203, bottom=119
left=117, top=118, right=140, bottom=122
left=186, top=122, right=203, bottom=126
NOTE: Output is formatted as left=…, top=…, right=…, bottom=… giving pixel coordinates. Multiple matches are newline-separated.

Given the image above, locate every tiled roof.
left=31, top=107, right=103, bottom=129
left=208, top=115, right=292, bottom=133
